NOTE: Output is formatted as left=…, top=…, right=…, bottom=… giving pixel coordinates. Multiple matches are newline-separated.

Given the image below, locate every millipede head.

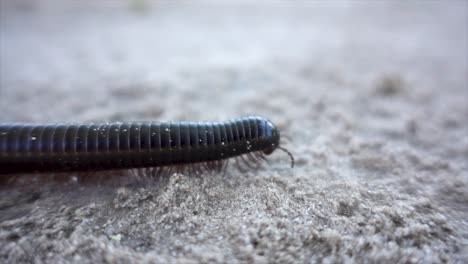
left=257, top=119, right=294, bottom=168
left=262, top=120, right=280, bottom=155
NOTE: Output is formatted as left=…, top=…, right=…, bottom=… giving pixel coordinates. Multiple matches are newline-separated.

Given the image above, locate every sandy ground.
left=1, top=1, right=467, bottom=263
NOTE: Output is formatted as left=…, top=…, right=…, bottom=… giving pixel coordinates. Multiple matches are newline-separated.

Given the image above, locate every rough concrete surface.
left=0, top=1, right=467, bottom=263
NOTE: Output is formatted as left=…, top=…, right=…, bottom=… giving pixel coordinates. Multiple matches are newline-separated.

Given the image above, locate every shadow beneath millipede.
left=0, top=168, right=176, bottom=222
left=0, top=169, right=170, bottom=190
left=0, top=151, right=279, bottom=199
left=0, top=152, right=290, bottom=223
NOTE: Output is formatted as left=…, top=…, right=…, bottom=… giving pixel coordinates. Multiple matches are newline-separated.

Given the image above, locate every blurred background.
left=1, top=0, right=466, bottom=161
left=1, top=0, right=466, bottom=168
left=0, top=0, right=467, bottom=262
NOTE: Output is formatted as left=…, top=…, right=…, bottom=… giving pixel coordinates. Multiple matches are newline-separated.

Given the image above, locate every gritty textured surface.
left=1, top=1, right=467, bottom=263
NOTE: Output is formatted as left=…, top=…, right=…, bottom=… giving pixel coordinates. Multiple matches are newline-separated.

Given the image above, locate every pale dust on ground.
left=0, top=1, right=467, bottom=263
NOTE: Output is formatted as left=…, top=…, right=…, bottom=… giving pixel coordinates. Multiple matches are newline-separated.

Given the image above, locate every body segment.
left=0, top=116, right=280, bottom=173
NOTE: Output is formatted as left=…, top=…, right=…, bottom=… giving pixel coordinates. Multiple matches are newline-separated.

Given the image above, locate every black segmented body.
left=0, top=116, right=280, bottom=174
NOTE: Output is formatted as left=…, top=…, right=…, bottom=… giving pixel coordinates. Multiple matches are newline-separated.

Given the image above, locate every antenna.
left=277, top=146, right=295, bottom=168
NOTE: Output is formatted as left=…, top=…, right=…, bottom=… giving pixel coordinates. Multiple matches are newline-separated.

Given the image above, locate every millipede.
left=0, top=116, right=294, bottom=175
